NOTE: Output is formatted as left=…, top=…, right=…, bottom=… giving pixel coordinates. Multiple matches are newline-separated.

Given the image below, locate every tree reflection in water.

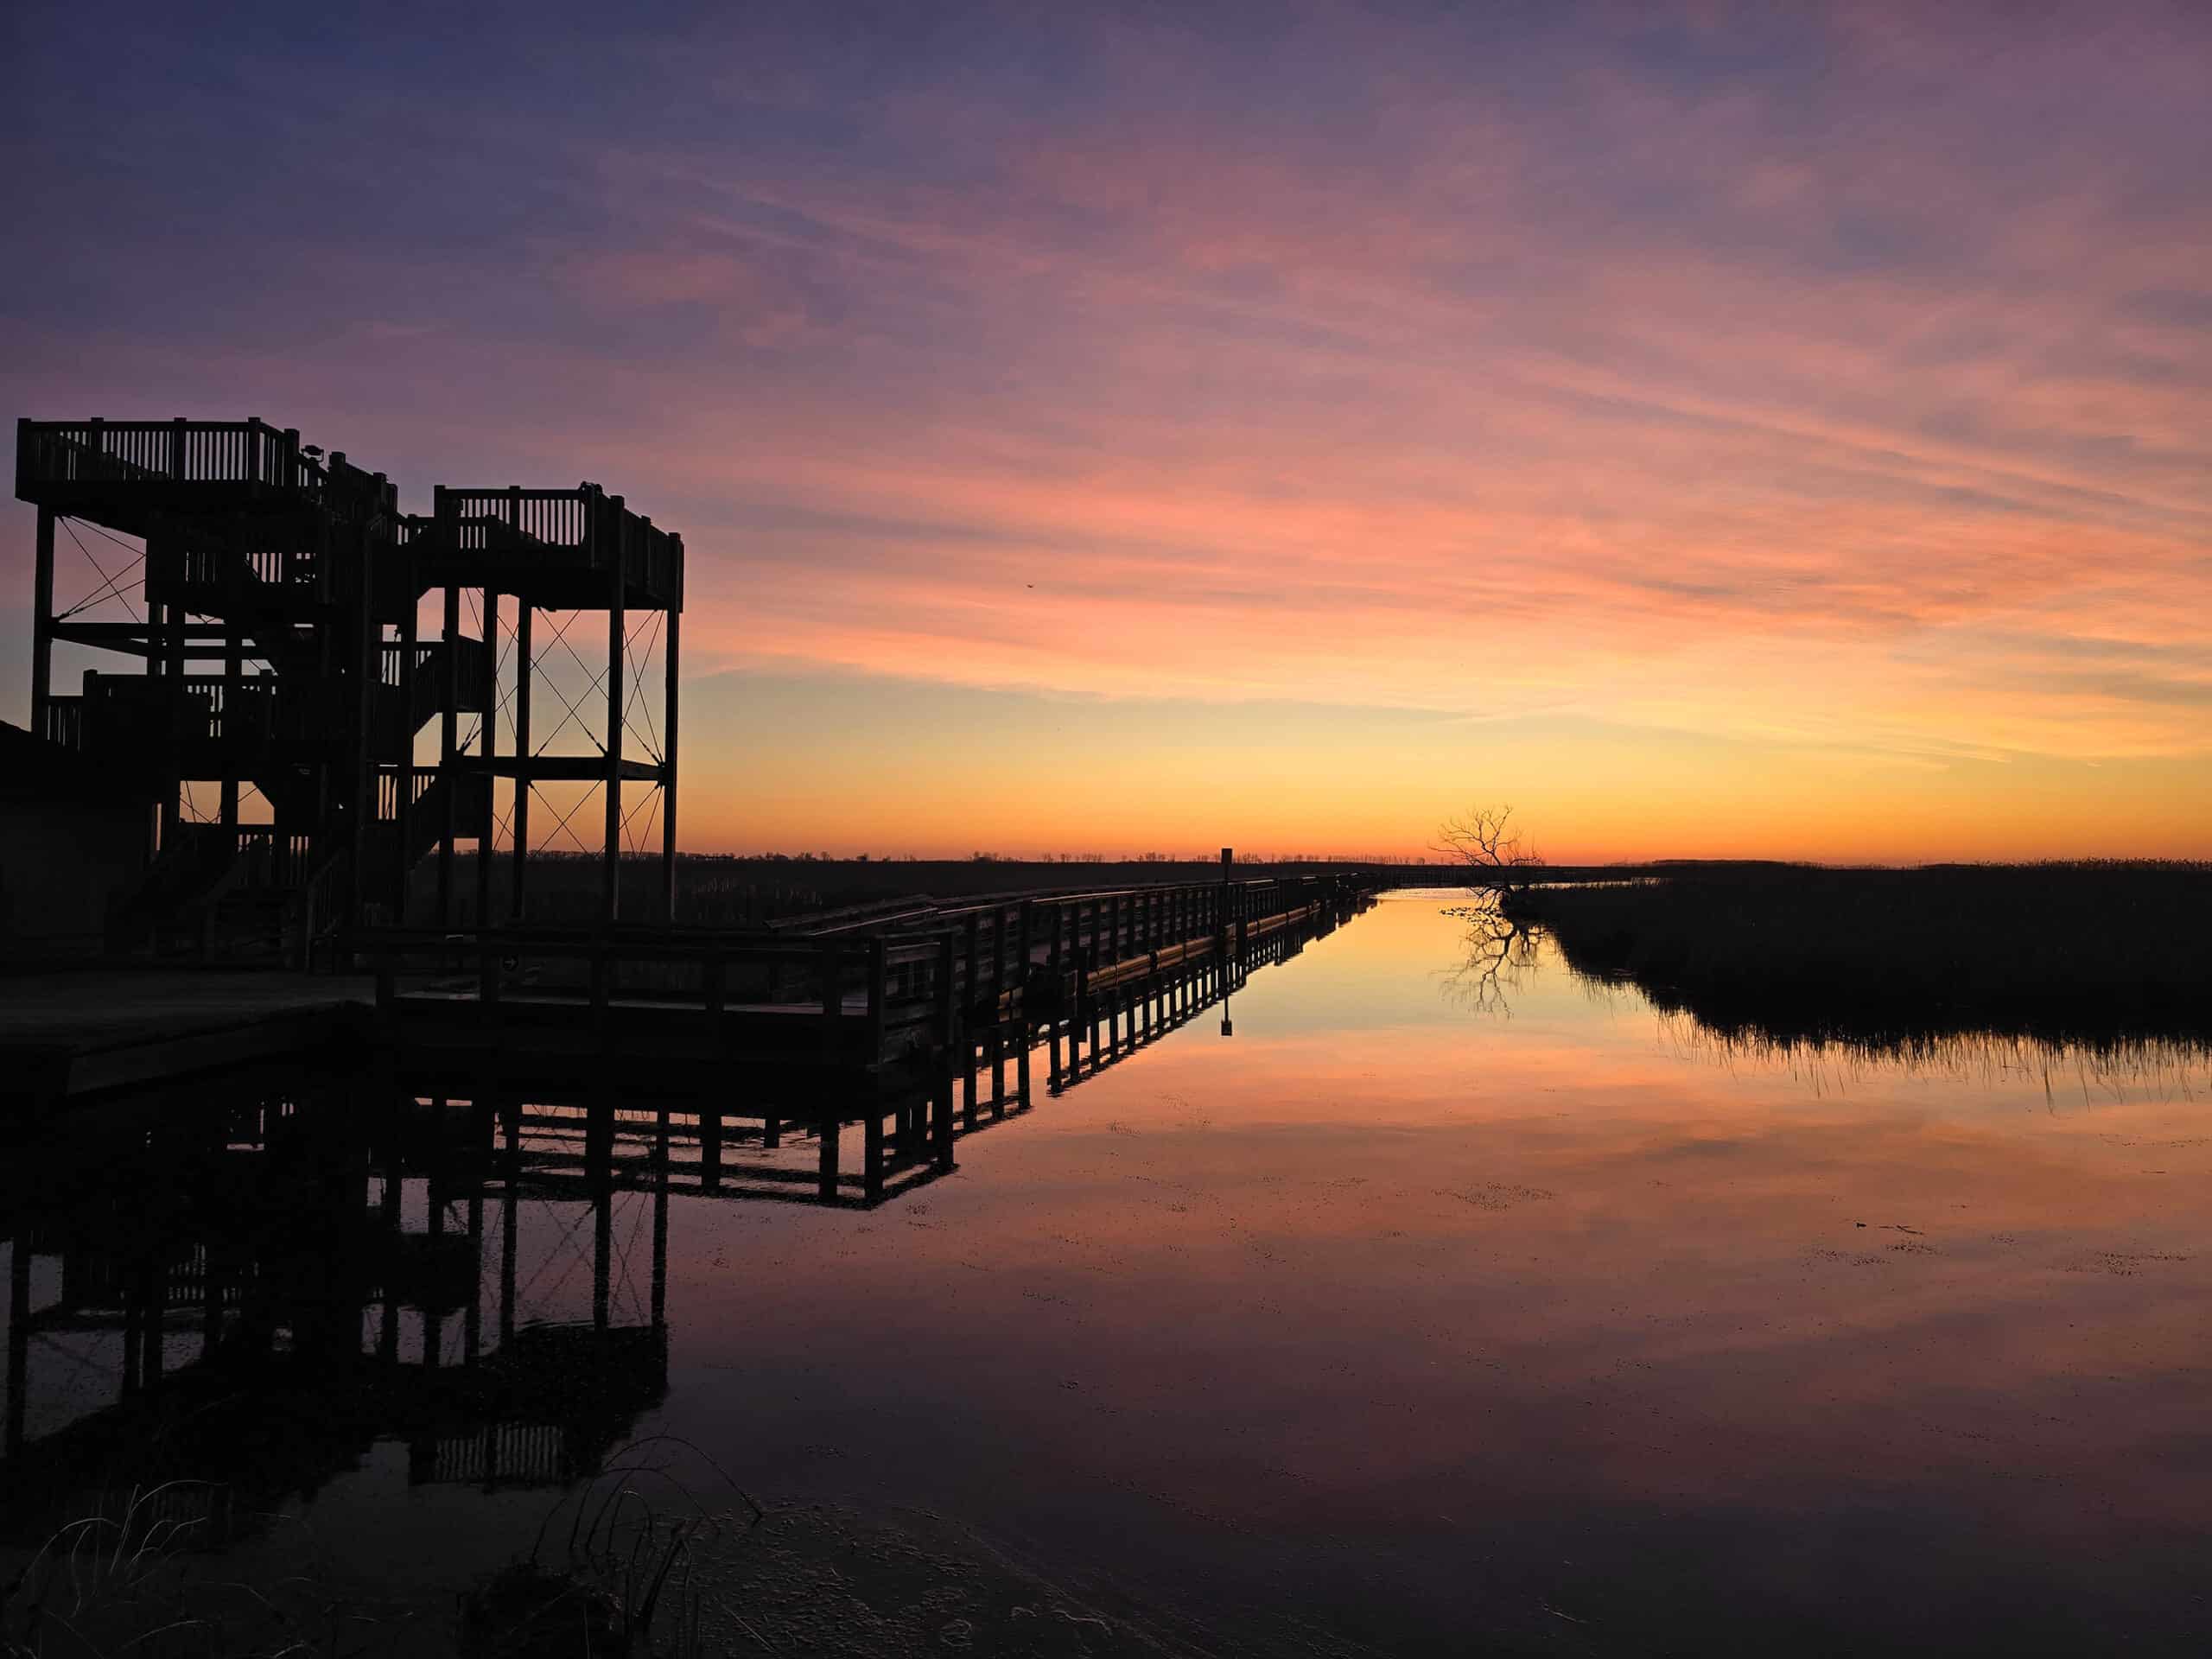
left=1437, top=891, right=1538, bottom=1018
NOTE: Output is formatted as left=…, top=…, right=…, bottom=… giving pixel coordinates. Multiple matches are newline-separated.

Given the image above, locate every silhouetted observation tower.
left=15, top=417, right=683, bottom=953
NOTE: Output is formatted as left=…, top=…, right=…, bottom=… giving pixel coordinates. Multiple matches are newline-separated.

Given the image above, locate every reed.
left=1507, top=861, right=2212, bottom=1050
left=3, top=1440, right=758, bottom=1657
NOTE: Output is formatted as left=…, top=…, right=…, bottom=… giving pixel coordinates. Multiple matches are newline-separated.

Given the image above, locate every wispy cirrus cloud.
left=3, top=1, right=2209, bottom=852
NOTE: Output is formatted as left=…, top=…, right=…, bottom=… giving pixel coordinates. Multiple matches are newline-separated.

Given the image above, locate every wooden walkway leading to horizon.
left=3, top=868, right=1376, bottom=1208
left=353, top=867, right=1371, bottom=1199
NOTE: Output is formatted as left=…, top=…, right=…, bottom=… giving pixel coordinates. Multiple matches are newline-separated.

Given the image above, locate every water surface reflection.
left=4, top=893, right=2208, bottom=1654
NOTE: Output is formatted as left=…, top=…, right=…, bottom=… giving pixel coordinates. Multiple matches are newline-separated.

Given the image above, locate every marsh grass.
left=461, top=1436, right=760, bottom=1658
left=1508, top=861, right=2212, bottom=1052
left=1654, top=1010, right=2212, bottom=1101
left=1, top=1480, right=427, bottom=1658
left=3, top=1441, right=760, bottom=1659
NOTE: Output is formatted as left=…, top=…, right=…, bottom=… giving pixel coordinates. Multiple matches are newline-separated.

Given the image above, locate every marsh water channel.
left=5, top=892, right=2209, bottom=1655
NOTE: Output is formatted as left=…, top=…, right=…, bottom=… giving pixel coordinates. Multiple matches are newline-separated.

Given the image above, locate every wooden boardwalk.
left=385, top=896, right=1341, bottom=1207
left=2, top=893, right=1357, bottom=1491
left=3, top=870, right=1370, bottom=1200
left=0, top=969, right=376, bottom=1105
left=361, top=868, right=1370, bottom=1203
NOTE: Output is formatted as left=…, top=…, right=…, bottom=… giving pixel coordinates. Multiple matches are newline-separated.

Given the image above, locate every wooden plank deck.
left=4, top=875, right=1372, bottom=1149
left=0, top=969, right=377, bottom=1106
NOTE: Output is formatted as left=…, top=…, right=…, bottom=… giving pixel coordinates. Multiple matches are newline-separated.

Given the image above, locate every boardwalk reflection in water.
left=4, top=893, right=2210, bottom=1654
left=0, top=901, right=1319, bottom=1548
left=1, top=1075, right=671, bottom=1540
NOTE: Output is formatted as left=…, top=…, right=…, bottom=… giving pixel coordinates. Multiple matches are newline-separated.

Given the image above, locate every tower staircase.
left=16, top=417, right=683, bottom=959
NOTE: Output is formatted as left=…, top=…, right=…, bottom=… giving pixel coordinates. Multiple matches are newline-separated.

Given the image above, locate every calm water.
left=7, top=892, right=2210, bottom=1654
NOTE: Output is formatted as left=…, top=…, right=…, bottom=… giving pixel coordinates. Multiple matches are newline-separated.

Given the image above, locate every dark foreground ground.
left=4, top=1497, right=1185, bottom=1658
left=1505, top=860, right=2212, bottom=1050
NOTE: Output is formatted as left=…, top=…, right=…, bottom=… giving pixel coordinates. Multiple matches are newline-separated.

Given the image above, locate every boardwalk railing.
left=356, top=926, right=946, bottom=1065
left=367, top=884, right=1361, bottom=1207
left=353, top=872, right=1370, bottom=1081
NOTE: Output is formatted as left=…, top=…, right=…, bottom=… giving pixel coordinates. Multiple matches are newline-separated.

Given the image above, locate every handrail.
left=16, top=418, right=397, bottom=516
left=431, top=482, right=683, bottom=603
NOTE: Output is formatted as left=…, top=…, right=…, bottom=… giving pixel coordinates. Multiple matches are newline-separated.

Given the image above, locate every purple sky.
left=6, top=2, right=2209, bottom=857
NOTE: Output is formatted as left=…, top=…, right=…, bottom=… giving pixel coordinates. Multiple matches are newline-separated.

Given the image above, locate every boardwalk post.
left=1015, top=970, right=1032, bottom=1109
left=1047, top=899, right=1065, bottom=1084
left=499, top=1097, right=521, bottom=1348
left=819, top=939, right=842, bottom=1059
left=652, top=1112, right=671, bottom=1325
left=1086, top=904, right=1103, bottom=1060
left=935, top=931, right=957, bottom=1170
left=465, top=1188, right=486, bottom=1364
left=1067, top=929, right=1085, bottom=1079
left=863, top=1107, right=885, bottom=1203
left=868, top=936, right=889, bottom=1065
left=1015, top=897, right=1034, bottom=1088
left=696, top=953, right=725, bottom=1181
left=377, top=1161, right=402, bottom=1363
left=817, top=1116, right=841, bottom=1201
left=962, top=914, right=981, bottom=1127
left=984, top=909, right=1002, bottom=1112
left=591, top=1095, right=613, bottom=1332
left=1218, top=848, right=1233, bottom=976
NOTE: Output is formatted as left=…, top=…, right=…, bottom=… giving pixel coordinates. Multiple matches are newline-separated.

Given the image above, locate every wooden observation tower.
left=15, top=417, right=684, bottom=955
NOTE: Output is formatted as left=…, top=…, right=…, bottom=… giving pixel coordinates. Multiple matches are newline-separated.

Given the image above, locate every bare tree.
left=1433, top=804, right=1544, bottom=893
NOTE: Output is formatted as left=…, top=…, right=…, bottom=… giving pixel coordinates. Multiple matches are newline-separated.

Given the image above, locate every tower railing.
left=16, top=418, right=397, bottom=517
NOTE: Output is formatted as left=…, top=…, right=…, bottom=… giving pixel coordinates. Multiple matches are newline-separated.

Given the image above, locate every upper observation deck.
left=16, top=418, right=397, bottom=537
left=422, top=485, right=684, bottom=613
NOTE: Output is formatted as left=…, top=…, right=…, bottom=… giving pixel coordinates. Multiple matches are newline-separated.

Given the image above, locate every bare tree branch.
left=1432, top=804, right=1544, bottom=893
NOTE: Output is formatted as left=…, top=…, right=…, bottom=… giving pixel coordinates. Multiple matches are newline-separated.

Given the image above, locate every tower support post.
left=30, top=505, right=54, bottom=739
left=602, top=502, right=626, bottom=926
left=661, top=607, right=679, bottom=922
left=475, top=588, right=499, bottom=925
left=437, top=580, right=460, bottom=926
left=512, top=602, right=531, bottom=920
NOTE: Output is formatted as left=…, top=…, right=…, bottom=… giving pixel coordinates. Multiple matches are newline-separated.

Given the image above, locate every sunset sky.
left=4, top=3, right=2209, bottom=861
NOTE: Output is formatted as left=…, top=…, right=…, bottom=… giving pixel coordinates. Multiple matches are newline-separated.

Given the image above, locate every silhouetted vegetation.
left=1433, top=804, right=1544, bottom=892
left=1507, top=861, right=2212, bottom=1049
